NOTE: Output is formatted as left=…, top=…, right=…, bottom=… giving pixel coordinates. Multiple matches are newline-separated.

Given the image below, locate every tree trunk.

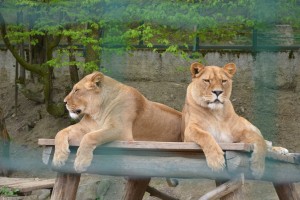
left=67, top=36, right=79, bottom=85
left=17, top=10, right=26, bottom=85
left=0, top=107, right=11, bottom=176
left=85, top=23, right=101, bottom=73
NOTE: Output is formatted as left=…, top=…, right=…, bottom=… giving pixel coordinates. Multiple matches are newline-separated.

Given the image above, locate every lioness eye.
left=203, top=79, right=210, bottom=83
left=74, top=89, right=79, bottom=93
left=222, top=80, right=227, bottom=83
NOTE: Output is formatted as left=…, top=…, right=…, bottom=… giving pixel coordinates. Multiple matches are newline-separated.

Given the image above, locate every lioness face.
left=64, top=72, right=103, bottom=119
left=189, top=62, right=236, bottom=110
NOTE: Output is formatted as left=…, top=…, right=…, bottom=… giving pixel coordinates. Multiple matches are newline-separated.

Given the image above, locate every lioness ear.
left=223, top=63, right=236, bottom=76
left=87, top=71, right=103, bottom=89
left=190, top=62, right=205, bottom=78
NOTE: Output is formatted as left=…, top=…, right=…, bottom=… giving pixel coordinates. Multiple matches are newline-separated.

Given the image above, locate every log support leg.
left=122, top=177, right=151, bottom=200
left=51, top=173, right=81, bottom=200
left=273, top=183, right=300, bottom=200
left=199, top=174, right=244, bottom=200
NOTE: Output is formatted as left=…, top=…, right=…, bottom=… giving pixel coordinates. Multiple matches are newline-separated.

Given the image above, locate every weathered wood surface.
left=50, top=173, right=80, bottom=200
left=122, top=178, right=150, bottom=200
left=38, top=139, right=253, bottom=152
left=273, top=183, right=300, bottom=200
left=0, top=177, right=55, bottom=193
left=200, top=174, right=244, bottom=200
left=0, top=107, right=11, bottom=176
left=39, top=139, right=300, bottom=182
left=225, top=151, right=300, bottom=183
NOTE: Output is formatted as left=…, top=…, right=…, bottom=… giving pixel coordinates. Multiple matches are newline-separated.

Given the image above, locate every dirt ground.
left=0, top=71, right=300, bottom=199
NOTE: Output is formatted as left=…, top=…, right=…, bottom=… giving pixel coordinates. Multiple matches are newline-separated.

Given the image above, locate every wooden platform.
left=0, top=177, right=55, bottom=194
left=38, top=139, right=300, bottom=200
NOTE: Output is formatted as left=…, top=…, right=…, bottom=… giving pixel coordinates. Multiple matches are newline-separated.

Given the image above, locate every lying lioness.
left=53, top=72, right=181, bottom=172
left=182, top=62, right=267, bottom=179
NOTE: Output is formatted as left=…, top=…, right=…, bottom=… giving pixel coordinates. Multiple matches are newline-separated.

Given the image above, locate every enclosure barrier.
left=38, top=139, right=300, bottom=200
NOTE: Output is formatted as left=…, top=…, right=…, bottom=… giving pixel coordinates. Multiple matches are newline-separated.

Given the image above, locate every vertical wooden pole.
left=51, top=173, right=81, bottom=200
left=122, top=178, right=151, bottom=200
left=273, top=183, right=300, bottom=200
left=214, top=174, right=245, bottom=200
left=0, top=107, right=11, bottom=176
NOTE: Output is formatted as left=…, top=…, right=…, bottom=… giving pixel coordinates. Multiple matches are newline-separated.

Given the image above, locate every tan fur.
left=182, top=62, right=267, bottom=179
left=53, top=72, right=181, bottom=172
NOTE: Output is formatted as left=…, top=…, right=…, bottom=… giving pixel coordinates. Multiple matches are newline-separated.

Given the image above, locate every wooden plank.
left=0, top=178, right=55, bottom=193
left=38, top=139, right=253, bottom=152
left=273, top=183, right=300, bottom=200
left=0, top=178, right=34, bottom=187
left=51, top=173, right=81, bottom=200
left=7, top=179, right=55, bottom=193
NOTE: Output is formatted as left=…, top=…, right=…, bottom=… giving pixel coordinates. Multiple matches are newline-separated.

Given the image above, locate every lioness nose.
left=64, top=96, right=68, bottom=103
left=212, top=90, right=223, bottom=96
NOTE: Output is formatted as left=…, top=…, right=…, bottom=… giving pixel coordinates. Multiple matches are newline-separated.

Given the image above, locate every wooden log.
left=122, top=178, right=150, bottom=200
left=52, top=153, right=231, bottom=180
left=39, top=139, right=300, bottom=182
left=200, top=174, right=244, bottom=200
left=51, top=173, right=81, bottom=200
left=273, top=183, right=300, bottom=200
left=0, top=107, right=11, bottom=176
left=225, top=151, right=300, bottom=183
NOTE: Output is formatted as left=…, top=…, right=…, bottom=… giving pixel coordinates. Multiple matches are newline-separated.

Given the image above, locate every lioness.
left=182, top=62, right=267, bottom=179
left=53, top=72, right=181, bottom=172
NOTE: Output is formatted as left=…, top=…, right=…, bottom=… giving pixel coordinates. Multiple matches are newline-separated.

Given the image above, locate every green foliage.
left=0, top=187, right=19, bottom=197
left=1, top=0, right=300, bottom=72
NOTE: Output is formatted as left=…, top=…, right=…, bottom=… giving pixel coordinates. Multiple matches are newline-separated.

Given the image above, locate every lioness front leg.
left=53, top=128, right=71, bottom=167
left=240, top=132, right=267, bottom=179
left=185, top=124, right=225, bottom=171
left=53, top=124, right=88, bottom=167
left=74, top=127, right=121, bottom=172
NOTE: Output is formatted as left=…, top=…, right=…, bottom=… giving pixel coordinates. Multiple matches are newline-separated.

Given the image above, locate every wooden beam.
left=39, top=139, right=300, bottom=182
left=0, top=177, right=55, bottom=193
left=225, top=151, right=300, bottom=183
left=38, top=139, right=253, bottom=152
left=51, top=153, right=231, bottom=180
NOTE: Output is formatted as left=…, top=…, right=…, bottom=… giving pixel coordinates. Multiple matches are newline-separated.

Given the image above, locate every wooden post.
left=273, top=183, right=300, bottom=200
left=210, top=174, right=244, bottom=200
left=122, top=178, right=150, bottom=200
left=51, top=173, right=81, bottom=200
left=0, top=107, right=11, bottom=176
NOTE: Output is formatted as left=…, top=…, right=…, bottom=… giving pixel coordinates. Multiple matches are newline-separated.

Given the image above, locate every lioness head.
left=64, top=72, right=103, bottom=119
left=189, top=62, right=236, bottom=110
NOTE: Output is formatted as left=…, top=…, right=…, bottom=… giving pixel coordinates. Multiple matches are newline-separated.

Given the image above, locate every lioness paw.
left=206, top=150, right=225, bottom=172
left=74, top=147, right=93, bottom=173
left=272, top=146, right=289, bottom=155
left=52, top=148, right=70, bottom=167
